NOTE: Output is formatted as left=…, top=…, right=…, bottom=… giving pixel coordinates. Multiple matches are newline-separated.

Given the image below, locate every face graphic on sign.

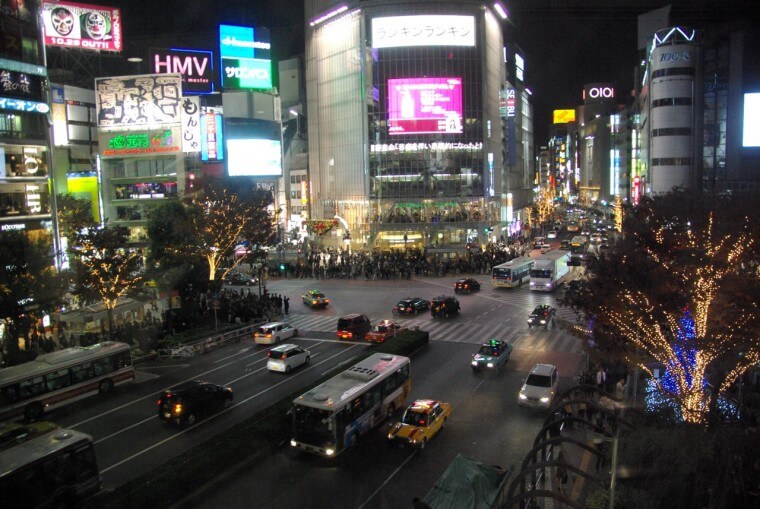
left=81, top=11, right=111, bottom=40
left=51, top=7, right=75, bottom=36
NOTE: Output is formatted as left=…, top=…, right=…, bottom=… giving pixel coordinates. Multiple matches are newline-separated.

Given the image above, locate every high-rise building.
left=304, top=0, right=534, bottom=251
left=0, top=3, right=56, bottom=247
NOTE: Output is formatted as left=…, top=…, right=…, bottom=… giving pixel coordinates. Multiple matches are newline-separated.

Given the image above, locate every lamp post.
left=289, top=109, right=301, bottom=136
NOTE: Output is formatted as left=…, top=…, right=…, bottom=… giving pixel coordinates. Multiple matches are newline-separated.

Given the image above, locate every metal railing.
left=156, top=323, right=261, bottom=359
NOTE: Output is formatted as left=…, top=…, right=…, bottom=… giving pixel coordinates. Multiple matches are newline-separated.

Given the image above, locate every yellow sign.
left=553, top=109, right=576, bottom=124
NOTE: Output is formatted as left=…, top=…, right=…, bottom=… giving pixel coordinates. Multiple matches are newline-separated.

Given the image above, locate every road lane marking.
left=69, top=342, right=315, bottom=428
left=358, top=449, right=417, bottom=509
left=473, top=378, right=486, bottom=391
left=215, top=347, right=252, bottom=363
left=100, top=345, right=362, bottom=474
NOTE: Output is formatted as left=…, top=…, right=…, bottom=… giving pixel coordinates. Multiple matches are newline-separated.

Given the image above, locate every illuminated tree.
left=180, top=181, right=274, bottom=282
left=70, top=225, right=145, bottom=338
left=563, top=189, right=760, bottom=424
left=534, top=186, right=556, bottom=227
left=0, top=231, right=64, bottom=364
left=56, top=193, right=96, bottom=239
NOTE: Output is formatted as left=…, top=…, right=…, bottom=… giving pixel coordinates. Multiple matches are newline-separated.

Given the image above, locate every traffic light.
left=279, top=263, right=286, bottom=272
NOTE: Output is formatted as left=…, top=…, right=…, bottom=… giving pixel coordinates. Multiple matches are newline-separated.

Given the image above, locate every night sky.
left=117, top=0, right=755, bottom=145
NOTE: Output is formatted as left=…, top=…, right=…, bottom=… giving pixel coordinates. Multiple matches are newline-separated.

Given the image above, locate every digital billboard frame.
left=387, top=77, right=463, bottom=136
left=41, top=1, right=122, bottom=52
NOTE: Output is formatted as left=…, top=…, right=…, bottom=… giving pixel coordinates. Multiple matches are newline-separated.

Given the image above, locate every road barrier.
left=156, top=323, right=261, bottom=359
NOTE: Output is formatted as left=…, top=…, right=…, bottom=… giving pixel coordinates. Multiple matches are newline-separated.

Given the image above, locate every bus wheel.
left=99, top=378, right=114, bottom=394
left=24, top=402, right=44, bottom=422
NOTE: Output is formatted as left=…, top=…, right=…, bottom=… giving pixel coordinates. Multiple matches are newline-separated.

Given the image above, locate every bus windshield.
left=530, top=269, right=552, bottom=279
left=293, top=405, right=334, bottom=442
left=492, top=267, right=511, bottom=278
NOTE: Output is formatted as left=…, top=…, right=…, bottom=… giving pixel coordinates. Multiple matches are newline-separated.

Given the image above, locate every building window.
left=652, top=127, right=692, bottom=136
left=652, top=67, right=695, bottom=79
left=652, top=157, right=692, bottom=166
left=652, top=97, right=693, bottom=108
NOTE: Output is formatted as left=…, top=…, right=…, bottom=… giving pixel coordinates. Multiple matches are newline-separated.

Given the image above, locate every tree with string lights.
left=534, top=186, right=556, bottom=229
left=563, top=189, right=760, bottom=425
left=169, top=179, right=275, bottom=283
left=69, top=225, right=145, bottom=340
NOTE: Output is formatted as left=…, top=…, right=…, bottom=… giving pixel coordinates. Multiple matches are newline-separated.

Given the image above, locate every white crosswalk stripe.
left=280, top=310, right=583, bottom=353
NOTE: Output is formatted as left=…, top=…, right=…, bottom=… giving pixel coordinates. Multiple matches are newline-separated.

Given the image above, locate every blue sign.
left=0, top=96, right=49, bottom=113
left=219, top=24, right=272, bottom=90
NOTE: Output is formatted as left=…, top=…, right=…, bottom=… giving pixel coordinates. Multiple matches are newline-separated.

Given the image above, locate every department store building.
left=304, top=0, right=534, bottom=252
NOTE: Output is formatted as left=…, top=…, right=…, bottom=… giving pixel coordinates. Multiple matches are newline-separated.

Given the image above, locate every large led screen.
left=387, top=77, right=463, bottom=135
left=41, top=1, right=122, bottom=52
left=227, top=139, right=281, bottom=177
left=743, top=93, right=760, bottom=147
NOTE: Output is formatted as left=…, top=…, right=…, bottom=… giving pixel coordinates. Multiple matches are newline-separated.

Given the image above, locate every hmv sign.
left=151, top=48, right=214, bottom=94
left=583, top=83, right=615, bottom=103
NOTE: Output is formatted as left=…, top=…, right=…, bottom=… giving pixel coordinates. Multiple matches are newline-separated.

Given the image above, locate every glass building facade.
left=305, top=0, right=532, bottom=251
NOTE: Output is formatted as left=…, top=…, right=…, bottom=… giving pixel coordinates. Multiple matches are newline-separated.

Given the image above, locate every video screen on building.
left=387, top=77, right=463, bottom=136
left=226, top=139, right=281, bottom=177
left=743, top=92, right=760, bottom=147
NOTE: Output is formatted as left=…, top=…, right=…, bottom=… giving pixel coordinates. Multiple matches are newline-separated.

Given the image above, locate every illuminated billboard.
left=387, top=77, right=463, bottom=135
left=553, top=109, right=576, bottom=124
left=151, top=48, right=214, bottom=94
left=372, top=15, right=475, bottom=48
left=41, top=1, right=122, bottom=52
left=225, top=118, right=281, bottom=176
left=227, top=139, right=282, bottom=177
left=95, top=74, right=182, bottom=127
left=98, top=127, right=181, bottom=157
left=201, top=112, right=224, bottom=161
left=219, top=24, right=272, bottom=90
left=743, top=93, right=760, bottom=147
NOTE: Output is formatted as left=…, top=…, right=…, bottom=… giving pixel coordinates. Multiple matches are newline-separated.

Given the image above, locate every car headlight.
left=471, top=361, right=478, bottom=366
left=530, top=282, right=535, bottom=286
left=387, top=433, right=394, bottom=440
left=540, top=320, right=546, bottom=324
left=487, top=362, right=494, bottom=368
left=325, top=448, right=335, bottom=456
left=290, top=439, right=297, bottom=447
left=540, top=397, right=550, bottom=403
left=519, top=393, right=527, bottom=400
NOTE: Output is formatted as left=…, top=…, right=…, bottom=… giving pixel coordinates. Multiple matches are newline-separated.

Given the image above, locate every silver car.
left=266, top=344, right=310, bottom=373
left=254, top=322, right=298, bottom=345
left=518, top=363, right=559, bottom=409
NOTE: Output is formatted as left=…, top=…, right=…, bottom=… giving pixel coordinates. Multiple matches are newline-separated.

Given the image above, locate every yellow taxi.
left=302, top=290, right=329, bottom=309
left=387, top=399, right=451, bottom=449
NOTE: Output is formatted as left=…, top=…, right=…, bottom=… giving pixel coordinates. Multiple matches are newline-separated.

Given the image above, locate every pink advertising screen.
left=387, top=77, right=463, bottom=135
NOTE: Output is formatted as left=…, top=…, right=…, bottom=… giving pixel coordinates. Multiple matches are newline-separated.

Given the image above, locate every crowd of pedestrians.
left=273, top=240, right=533, bottom=280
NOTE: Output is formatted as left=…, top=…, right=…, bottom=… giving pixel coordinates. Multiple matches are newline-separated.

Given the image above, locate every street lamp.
left=289, top=109, right=301, bottom=136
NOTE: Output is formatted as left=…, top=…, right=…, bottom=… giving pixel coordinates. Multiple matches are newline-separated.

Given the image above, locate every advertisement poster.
left=219, top=24, right=271, bottom=90
left=95, top=74, right=182, bottom=127
left=387, top=77, right=463, bottom=135
left=41, top=1, right=122, bottom=52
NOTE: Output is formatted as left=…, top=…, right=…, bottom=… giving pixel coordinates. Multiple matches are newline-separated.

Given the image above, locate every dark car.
left=454, top=278, right=481, bottom=294
left=527, top=305, right=556, bottom=329
left=431, top=295, right=460, bottom=318
left=336, top=313, right=372, bottom=340
left=392, top=297, right=430, bottom=316
left=157, top=380, right=233, bottom=427
left=471, top=339, right=513, bottom=372
left=223, top=271, right=258, bottom=286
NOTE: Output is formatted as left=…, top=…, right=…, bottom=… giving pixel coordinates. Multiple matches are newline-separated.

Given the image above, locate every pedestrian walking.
left=615, top=377, right=626, bottom=400
left=284, top=296, right=290, bottom=315
left=596, top=367, right=607, bottom=393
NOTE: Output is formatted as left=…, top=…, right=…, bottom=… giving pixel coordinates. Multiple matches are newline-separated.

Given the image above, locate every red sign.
left=41, top=1, right=122, bottom=52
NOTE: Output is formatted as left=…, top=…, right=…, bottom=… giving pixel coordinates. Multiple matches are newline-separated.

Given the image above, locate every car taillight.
left=281, top=354, right=287, bottom=360
left=173, top=403, right=183, bottom=414
left=267, top=351, right=271, bottom=358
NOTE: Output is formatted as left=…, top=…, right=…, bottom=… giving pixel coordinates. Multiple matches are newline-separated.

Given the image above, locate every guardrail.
left=156, top=322, right=262, bottom=359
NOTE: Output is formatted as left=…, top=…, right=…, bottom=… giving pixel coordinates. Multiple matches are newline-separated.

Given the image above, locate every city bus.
left=0, top=341, right=134, bottom=423
left=492, top=256, right=535, bottom=288
left=0, top=429, right=101, bottom=506
left=290, top=353, right=411, bottom=457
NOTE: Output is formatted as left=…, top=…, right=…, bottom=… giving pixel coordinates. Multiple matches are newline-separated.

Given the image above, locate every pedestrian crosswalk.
left=280, top=310, right=584, bottom=354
